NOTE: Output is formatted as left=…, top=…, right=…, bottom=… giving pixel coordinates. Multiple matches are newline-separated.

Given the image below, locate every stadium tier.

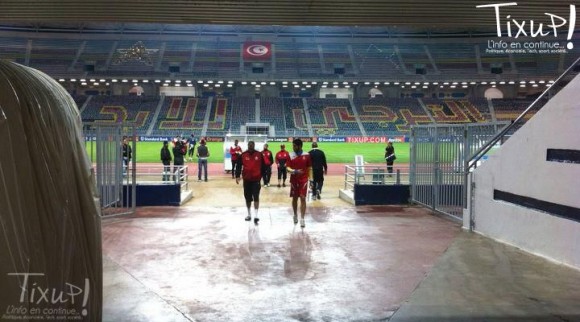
left=2, top=30, right=576, bottom=83
left=307, top=98, right=361, bottom=136
left=79, top=96, right=546, bottom=137
left=259, top=97, right=287, bottom=133
left=354, top=97, right=410, bottom=135
left=283, top=98, right=309, bottom=137
left=149, top=96, right=209, bottom=137
left=491, top=98, right=544, bottom=122
left=227, top=97, right=255, bottom=134
left=81, top=95, right=159, bottom=135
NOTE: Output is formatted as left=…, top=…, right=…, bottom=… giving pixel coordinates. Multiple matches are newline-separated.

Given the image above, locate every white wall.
left=471, top=74, right=580, bottom=269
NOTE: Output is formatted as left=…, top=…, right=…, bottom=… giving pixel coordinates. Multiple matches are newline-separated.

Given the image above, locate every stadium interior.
left=0, top=26, right=575, bottom=138
left=1, top=1, right=579, bottom=321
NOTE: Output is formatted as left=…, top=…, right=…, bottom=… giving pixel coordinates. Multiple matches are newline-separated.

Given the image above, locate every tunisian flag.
left=243, top=42, right=272, bottom=61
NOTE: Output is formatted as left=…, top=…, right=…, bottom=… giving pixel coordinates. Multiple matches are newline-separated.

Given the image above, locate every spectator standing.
left=275, top=144, right=290, bottom=188
left=160, top=141, right=172, bottom=181
left=308, top=142, right=328, bottom=200
left=385, top=141, right=396, bottom=177
left=229, top=139, right=242, bottom=179
left=187, top=133, right=197, bottom=161
left=172, top=140, right=186, bottom=181
left=261, top=143, right=274, bottom=187
left=197, top=139, right=210, bottom=182
left=235, top=141, right=265, bottom=224
left=122, top=137, right=132, bottom=176
left=286, top=139, right=312, bottom=228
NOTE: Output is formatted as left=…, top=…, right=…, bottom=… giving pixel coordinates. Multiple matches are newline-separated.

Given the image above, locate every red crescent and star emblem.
left=246, top=45, right=269, bottom=57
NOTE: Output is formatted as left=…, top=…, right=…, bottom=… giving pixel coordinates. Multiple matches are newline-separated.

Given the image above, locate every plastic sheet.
left=0, top=60, right=102, bottom=321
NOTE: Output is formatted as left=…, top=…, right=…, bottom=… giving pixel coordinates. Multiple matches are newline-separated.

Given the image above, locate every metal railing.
left=468, top=57, right=580, bottom=172
left=125, top=164, right=190, bottom=192
left=344, top=165, right=410, bottom=190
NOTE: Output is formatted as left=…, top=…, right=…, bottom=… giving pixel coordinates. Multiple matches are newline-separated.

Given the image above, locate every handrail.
left=343, top=164, right=410, bottom=187
left=467, top=56, right=580, bottom=171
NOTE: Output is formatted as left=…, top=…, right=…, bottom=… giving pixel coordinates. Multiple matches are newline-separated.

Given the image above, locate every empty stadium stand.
left=79, top=95, right=550, bottom=138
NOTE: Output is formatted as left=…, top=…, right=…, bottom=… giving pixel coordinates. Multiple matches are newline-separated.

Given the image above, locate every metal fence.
left=343, top=165, right=410, bottom=190
left=410, top=122, right=507, bottom=220
left=84, top=123, right=136, bottom=216
left=127, top=164, right=190, bottom=192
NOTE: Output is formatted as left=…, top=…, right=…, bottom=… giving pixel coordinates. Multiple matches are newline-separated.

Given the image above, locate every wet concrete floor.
left=101, top=175, right=580, bottom=321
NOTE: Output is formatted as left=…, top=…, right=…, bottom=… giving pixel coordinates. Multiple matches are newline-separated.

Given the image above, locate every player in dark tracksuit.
left=122, top=137, right=132, bottom=176
left=308, top=142, right=328, bottom=200
left=160, top=141, right=172, bottom=181
left=235, top=141, right=265, bottom=224
left=172, top=140, right=186, bottom=181
left=385, top=141, right=396, bottom=177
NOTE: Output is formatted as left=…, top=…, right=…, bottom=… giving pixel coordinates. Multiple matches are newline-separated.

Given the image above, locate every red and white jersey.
left=230, top=145, right=242, bottom=161
left=275, top=150, right=290, bottom=167
left=238, top=150, right=264, bottom=182
left=262, top=149, right=273, bottom=166
left=287, top=151, right=311, bottom=183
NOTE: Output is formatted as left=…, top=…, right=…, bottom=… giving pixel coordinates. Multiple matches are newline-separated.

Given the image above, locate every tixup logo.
left=2, top=273, right=90, bottom=320
left=477, top=2, right=576, bottom=54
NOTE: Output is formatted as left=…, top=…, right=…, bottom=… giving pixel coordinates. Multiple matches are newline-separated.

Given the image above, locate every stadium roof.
left=0, top=1, right=576, bottom=33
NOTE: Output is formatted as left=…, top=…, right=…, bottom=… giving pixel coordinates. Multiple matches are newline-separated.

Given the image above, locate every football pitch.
left=86, top=141, right=411, bottom=164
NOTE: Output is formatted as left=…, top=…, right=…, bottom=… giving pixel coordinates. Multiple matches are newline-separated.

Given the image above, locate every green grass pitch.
left=86, top=141, right=411, bottom=164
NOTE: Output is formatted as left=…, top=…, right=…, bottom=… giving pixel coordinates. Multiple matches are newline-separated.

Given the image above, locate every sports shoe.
left=245, top=215, right=251, bottom=221
left=300, top=219, right=305, bottom=228
left=254, top=217, right=260, bottom=225
left=317, top=190, right=321, bottom=200
left=293, top=215, right=298, bottom=224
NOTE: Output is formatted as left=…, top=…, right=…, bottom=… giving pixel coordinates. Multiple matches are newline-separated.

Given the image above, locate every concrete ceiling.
left=0, top=0, right=576, bottom=33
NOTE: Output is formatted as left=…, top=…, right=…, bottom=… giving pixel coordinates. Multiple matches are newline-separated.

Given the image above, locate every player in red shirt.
left=275, top=144, right=290, bottom=188
left=229, top=139, right=243, bottom=179
left=286, top=139, right=312, bottom=228
left=235, top=141, right=265, bottom=224
left=261, top=143, right=274, bottom=187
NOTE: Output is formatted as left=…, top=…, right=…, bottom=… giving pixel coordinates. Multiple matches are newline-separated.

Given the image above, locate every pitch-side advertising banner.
left=346, top=136, right=406, bottom=143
